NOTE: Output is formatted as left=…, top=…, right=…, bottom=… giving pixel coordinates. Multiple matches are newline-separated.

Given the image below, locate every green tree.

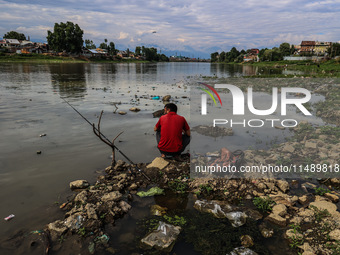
left=3, top=31, right=26, bottom=40
left=47, top=21, right=84, bottom=53
left=85, top=39, right=96, bottom=49
left=109, top=42, right=116, bottom=55
left=211, top=52, right=219, bottom=62
left=279, top=42, right=291, bottom=56
left=135, top=46, right=141, bottom=55
left=219, top=51, right=226, bottom=62
left=328, top=43, right=340, bottom=58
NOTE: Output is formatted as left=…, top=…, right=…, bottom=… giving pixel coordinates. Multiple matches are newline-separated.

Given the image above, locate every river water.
left=0, top=62, right=325, bottom=254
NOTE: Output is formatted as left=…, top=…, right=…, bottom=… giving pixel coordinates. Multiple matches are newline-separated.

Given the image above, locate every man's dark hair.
left=165, top=103, right=177, bottom=113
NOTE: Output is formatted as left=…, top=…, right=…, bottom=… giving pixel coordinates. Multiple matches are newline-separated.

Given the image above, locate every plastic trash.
left=137, top=187, right=164, bottom=197
left=4, top=214, right=15, bottom=221
left=152, top=96, right=160, bottom=100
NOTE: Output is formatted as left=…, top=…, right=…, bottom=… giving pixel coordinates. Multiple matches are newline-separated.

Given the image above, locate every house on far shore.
left=300, top=41, right=316, bottom=55
left=314, top=41, right=331, bottom=55
left=243, top=48, right=259, bottom=62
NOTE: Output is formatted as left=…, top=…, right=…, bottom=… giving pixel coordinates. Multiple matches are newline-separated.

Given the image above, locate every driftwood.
left=92, top=110, right=123, bottom=167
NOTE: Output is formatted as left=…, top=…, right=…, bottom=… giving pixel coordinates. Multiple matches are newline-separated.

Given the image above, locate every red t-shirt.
left=155, top=112, right=190, bottom=152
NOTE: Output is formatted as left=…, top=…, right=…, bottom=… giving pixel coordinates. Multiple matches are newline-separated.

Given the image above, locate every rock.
left=74, top=190, right=88, bottom=204
left=119, top=201, right=131, bottom=213
left=266, top=213, right=286, bottom=226
left=162, top=95, right=171, bottom=102
left=140, top=221, right=181, bottom=251
left=240, top=235, right=254, bottom=248
left=129, top=107, right=140, bottom=112
left=194, top=200, right=232, bottom=218
left=70, top=180, right=90, bottom=190
left=274, top=125, right=285, bottom=130
left=330, top=178, right=340, bottom=185
left=129, top=183, right=138, bottom=190
left=299, top=243, right=315, bottom=255
left=329, top=229, right=340, bottom=241
left=151, top=205, right=167, bottom=216
left=152, top=109, right=164, bottom=118
left=282, top=144, right=295, bottom=153
left=226, top=212, right=248, bottom=227
left=101, top=191, right=122, bottom=203
left=305, top=141, right=317, bottom=149
left=47, top=220, right=68, bottom=242
left=256, top=182, right=267, bottom=190
left=309, top=200, right=338, bottom=215
left=276, top=180, right=289, bottom=193
left=85, top=203, right=98, bottom=220
left=272, top=204, right=287, bottom=217
left=324, top=193, right=339, bottom=203
left=228, top=247, right=259, bottom=255
left=118, top=111, right=127, bottom=115
left=147, top=157, right=170, bottom=170
left=245, top=209, right=263, bottom=221
left=298, top=195, right=309, bottom=205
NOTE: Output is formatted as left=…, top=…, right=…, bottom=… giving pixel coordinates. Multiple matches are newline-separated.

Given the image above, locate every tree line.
left=211, top=42, right=340, bottom=62
left=2, top=21, right=169, bottom=61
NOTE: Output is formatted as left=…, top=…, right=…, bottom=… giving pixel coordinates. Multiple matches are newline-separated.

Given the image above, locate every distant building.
left=244, top=48, right=259, bottom=62
left=314, top=41, right=331, bottom=55
left=300, top=41, right=315, bottom=55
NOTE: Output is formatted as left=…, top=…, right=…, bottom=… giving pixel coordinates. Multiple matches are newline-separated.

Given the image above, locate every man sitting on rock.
left=154, top=103, right=190, bottom=159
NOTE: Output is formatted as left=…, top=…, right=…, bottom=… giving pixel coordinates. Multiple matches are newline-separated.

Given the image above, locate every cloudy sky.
left=1, top=0, right=340, bottom=58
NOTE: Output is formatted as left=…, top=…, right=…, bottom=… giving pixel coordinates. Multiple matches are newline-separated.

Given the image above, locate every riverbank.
left=0, top=54, right=150, bottom=63
left=212, top=59, right=340, bottom=77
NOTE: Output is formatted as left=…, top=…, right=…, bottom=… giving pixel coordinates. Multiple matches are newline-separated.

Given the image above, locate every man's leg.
left=156, top=131, right=166, bottom=157
left=180, top=134, right=191, bottom=153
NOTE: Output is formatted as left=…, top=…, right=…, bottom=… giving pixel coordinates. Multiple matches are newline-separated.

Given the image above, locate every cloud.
left=0, top=0, right=339, bottom=56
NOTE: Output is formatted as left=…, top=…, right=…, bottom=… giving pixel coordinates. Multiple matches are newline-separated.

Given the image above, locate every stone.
left=329, top=229, right=340, bottom=241
left=272, top=204, right=287, bottom=217
left=152, top=109, right=164, bottom=118
left=228, top=247, right=258, bottom=255
left=129, top=183, right=138, bottom=190
left=101, top=191, right=122, bottom=203
left=74, top=190, right=88, bottom=204
left=226, top=211, right=248, bottom=227
left=324, top=193, right=339, bottom=203
left=299, top=243, right=315, bottom=255
left=70, top=180, right=89, bottom=190
left=256, top=182, right=267, bottom=190
left=305, top=141, right=317, bottom=149
left=330, top=178, right=340, bottom=184
left=118, top=111, right=127, bottom=115
left=266, top=213, right=286, bottom=226
left=129, top=107, right=140, bottom=112
left=276, top=180, right=289, bottom=193
left=119, top=201, right=131, bottom=213
left=47, top=220, right=67, bottom=242
left=309, top=200, right=338, bottom=215
left=298, top=195, right=309, bottom=205
left=162, top=95, right=171, bottom=102
left=282, top=144, right=295, bottom=153
left=194, top=200, right=232, bottom=218
left=147, top=157, right=170, bottom=170
left=85, top=203, right=98, bottom=220
left=240, top=235, right=254, bottom=248
left=245, top=209, right=263, bottom=221
left=140, top=221, right=181, bottom=251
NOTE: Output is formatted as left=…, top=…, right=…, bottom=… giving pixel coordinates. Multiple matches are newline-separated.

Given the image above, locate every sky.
left=1, top=0, right=340, bottom=58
